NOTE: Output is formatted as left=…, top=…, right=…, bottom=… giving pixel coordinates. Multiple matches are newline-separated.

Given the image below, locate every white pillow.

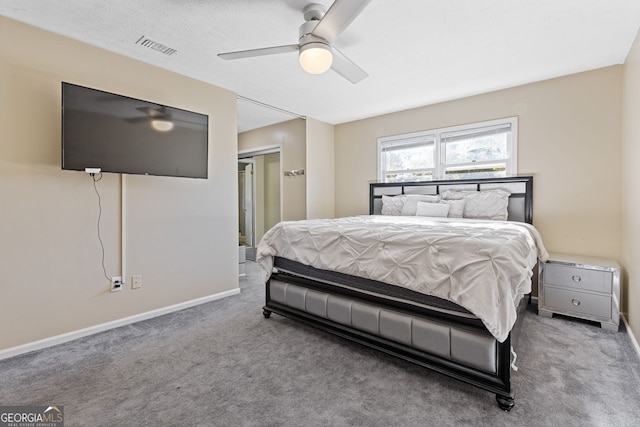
left=441, top=190, right=510, bottom=220
left=416, top=201, right=450, bottom=218
left=381, top=195, right=406, bottom=216
left=400, top=194, right=440, bottom=216
left=438, top=199, right=465, bottom=218
left=440, top=190, right=473, bottom=201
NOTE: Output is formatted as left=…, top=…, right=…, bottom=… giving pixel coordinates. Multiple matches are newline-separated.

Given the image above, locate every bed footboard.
left=263, top=272, right=525, bottom=410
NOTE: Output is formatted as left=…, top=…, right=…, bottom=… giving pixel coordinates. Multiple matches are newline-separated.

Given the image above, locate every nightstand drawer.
left=543, top=264, right=612, bottom=293
left=544, top=287, right=611, bottom=319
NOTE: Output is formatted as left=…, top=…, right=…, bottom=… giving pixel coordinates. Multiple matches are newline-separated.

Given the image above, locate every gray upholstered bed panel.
left=270, top=279, right=497, bottom=374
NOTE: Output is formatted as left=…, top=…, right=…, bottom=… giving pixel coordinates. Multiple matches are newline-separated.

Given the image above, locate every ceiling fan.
left=218, top=0, right=372, bottom=84
left=125, top=107, right=177, bottom=131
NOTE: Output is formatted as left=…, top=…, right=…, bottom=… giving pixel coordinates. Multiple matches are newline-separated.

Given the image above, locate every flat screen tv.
left=61, top=82, right=209, bottom=179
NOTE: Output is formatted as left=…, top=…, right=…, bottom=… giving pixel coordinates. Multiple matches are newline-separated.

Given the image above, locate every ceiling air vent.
left=135, top=36, right=177, bottom=56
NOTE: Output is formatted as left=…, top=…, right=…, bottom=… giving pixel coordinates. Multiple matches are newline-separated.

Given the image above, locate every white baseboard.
left=622, top=314, right=640, bottom=361
left=0, top=288, right=241, bottom=361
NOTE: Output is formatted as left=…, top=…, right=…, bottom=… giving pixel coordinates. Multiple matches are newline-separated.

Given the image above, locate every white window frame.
left=377, top=117, right=518, bottom=182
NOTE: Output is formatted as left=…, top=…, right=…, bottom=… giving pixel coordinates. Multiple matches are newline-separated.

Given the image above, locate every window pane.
left=377, top=117, right=516, bottom=182
left=385, top=170, right=433, bottom=182
left=384, top=144, right=433, bottom=171
left=444, top=134, right=507, bottom=165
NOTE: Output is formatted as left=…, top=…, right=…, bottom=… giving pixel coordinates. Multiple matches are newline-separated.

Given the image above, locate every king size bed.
left=256, top=176, right=548, bottom=410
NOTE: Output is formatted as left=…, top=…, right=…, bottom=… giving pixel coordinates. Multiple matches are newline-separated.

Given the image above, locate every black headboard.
left=369, top=176, right=533, bottom=224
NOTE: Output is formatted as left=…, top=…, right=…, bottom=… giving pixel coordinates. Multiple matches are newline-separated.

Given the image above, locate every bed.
left=257, top=176, right=548, bottom=410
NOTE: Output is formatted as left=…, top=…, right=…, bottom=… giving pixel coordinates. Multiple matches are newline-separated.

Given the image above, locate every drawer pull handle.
left=572, top=275, right=582, bottom=283
left=571, top=298, right=581, bottom=306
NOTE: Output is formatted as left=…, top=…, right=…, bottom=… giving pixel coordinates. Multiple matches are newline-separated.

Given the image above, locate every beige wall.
left=0, top=18, right=239, bottom=350
left=306, top=118, right=335, bottom=219
left=249, top=153, right=281, bottom=244
left=263, top=153, right=281, bottom=234
left=238, top=119, right=307, bottom=221
left=252, top=157, right=265, bottom=245
left=335, top=67, right=623, bottom=262
left=622, top=28, right=640, bottom=343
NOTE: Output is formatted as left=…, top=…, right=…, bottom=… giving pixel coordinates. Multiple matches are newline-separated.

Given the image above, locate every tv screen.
left=61, top=82, right=208, bottom=179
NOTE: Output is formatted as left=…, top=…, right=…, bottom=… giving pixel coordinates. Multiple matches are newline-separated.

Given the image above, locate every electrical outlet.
left=131, top=275, right=142, bottom=289
left=111, top=276, right=123, bottom=292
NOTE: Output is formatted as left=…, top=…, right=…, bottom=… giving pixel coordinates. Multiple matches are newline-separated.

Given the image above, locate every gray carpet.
left=1, top=261, right=639, bottom=426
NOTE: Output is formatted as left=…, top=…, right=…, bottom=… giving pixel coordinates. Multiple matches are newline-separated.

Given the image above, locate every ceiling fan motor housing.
left=299, top=18, right=331, bottom=51
left=299, top=20, right=323, bottom=43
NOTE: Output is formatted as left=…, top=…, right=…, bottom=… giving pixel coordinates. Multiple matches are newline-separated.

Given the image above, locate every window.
left=378, top=117, right=517, bottom=182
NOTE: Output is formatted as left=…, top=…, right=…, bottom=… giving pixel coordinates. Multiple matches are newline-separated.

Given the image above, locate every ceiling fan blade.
left=125, top=116, right=202, bottom=126
left=330, top=47, right=368, bottom=84
left=136, top=106, right=168, bottom=118
left=124, top=116, right=151, bottom=124
left=218, top=44, right=299, bottom=60
left=311, top=0, right=372, bottom=43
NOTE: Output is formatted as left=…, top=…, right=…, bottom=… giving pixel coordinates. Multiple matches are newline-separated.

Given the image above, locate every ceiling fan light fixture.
left=299, top=42, right=333, bottom=74
left=151, top=119, right=174, bottom=132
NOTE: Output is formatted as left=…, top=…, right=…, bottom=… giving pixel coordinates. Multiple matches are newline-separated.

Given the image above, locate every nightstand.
left=538, top=253, right=620, bottom=331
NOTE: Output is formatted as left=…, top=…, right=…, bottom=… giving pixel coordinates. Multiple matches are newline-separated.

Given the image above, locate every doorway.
left=238, top=147, right=282, bottom=254
left=238, top=159, right=254, bottom=247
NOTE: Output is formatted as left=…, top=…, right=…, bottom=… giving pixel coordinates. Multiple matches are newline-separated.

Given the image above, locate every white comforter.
left=257, top=215, right=549, bottom=342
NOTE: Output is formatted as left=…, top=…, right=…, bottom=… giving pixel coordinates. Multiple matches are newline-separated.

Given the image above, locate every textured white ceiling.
left=2, top=0, right=640, bottom=132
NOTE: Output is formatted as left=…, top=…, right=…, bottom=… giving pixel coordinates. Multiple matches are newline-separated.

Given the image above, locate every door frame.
left=238, top=159, right=254, bottom=246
